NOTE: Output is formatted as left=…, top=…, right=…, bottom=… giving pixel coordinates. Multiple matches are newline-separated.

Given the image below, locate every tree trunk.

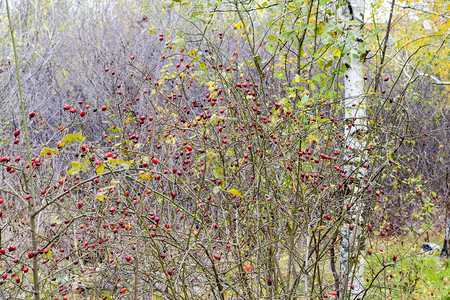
left=338, top=0, right=366, bottom=298
left=441, top=175, right=450, bottom=258
left=441, top=222, right=449, bottom=258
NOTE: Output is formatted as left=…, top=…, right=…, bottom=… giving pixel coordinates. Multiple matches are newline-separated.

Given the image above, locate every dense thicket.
left=0, top=0, right=448, bottom=299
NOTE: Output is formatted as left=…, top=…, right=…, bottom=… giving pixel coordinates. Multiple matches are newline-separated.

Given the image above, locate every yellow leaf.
left=139, top=171, right=157, bottom=180
left=60, top=131, right=85, bottom=145
left=317, top=22, right=324, bottom=34
left=96, top=165, right=105, bottom=176
left=229, top=188, right=244, bottom=198
left=234, top=21, right=243, bottom=30
left=333, top=49, right=341, bottom=57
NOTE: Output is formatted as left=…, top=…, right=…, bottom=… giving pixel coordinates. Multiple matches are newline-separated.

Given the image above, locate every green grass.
left=366, top=235, right=450, bottom=299
left=419, top=255, right=450, bottom=299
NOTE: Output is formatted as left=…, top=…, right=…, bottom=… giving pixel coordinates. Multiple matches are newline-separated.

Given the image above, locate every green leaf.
left=198, top=62, right=206, bottom=70
left=67, top=161, right=85, bottom=175
left=274, top=71, right=286, bottom=80
left=245, top=59, right=255, bottom=67
left=51, top=216, right=62, bottom=224
left=213, top=166, right=223, bottom=179
left=209, top=114, right=225, bottom=125
left=267, top=35, right=277, bottom=42
left=108, top=126, right=120, bottom=133
left=40, top=147, right=57, bottom=156
left=206, top=150, right=216, bottom=159
left=317, top=59, right=324, bottom=70
left=213, top=186, right=221, bottom=194
left=173, top=37, right=186, bottom=47
left=105, top=159, right=119, bottom=168
left=301, top=94, right=309, bottom=104
left=265, top=42, right=274, bottom=54
left=347, top=20, right=361, bottom=26
left=121, top=160, right=133, bottom=170
left=60, top=131, right=85, bottom=146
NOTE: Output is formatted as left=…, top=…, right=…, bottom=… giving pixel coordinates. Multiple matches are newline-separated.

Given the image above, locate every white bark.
left=442, top=209, right=450, bottom=258
left=338, top=0, right=367, bottom=298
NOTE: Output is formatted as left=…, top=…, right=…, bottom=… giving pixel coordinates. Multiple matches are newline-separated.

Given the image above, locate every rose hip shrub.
left=0, top=19, right=441, bottom=300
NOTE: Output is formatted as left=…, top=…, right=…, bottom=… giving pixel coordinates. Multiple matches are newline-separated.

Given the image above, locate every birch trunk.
left=338, top=0, right=366, bottom=298
left=441, top=202, right=450, bottom=258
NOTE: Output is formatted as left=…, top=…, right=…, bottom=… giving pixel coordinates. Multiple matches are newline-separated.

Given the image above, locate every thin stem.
left=5, top=0, right=40, bottom=299
left=374, top=0, right=396, bottom=92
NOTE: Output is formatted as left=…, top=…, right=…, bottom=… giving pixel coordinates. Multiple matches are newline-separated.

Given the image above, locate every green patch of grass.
left=418, top=255, right=450, bottom=299
left=365, top=235, right=449, bottom=299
